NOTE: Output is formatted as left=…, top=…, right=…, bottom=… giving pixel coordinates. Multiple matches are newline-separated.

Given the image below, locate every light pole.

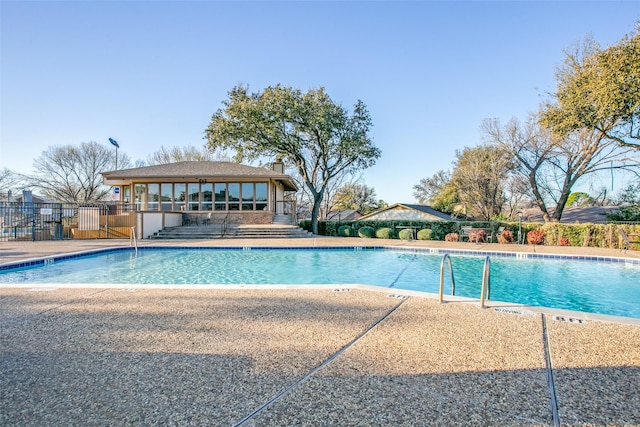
left=518, top=211, right=523, bottom=244
left=109, top=138, right=119, bottom=170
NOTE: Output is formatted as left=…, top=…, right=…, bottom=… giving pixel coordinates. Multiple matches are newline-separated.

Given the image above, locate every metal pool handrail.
left=479, top=256, right=491, bottom=308
left=438, top=254, right=456, bottom=303
left=130, top=226, right=138, bottom=255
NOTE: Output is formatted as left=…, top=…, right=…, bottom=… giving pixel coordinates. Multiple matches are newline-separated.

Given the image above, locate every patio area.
left=1, top=239, right=639, bottom=425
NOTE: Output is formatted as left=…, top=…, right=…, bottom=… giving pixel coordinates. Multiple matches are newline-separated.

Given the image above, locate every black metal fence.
left=0, top=202, right=137, bottom=241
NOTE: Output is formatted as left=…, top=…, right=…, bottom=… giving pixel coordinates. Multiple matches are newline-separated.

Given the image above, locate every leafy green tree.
left=431, top=184, right=460, bottom=215
left=565, top=192, right=593, bottom=207
left=450, top=145, right=516, bottom=220
left=27, top=141, right=131, bottom=203
left=541, top=28, right=640, bottom=149
left=413, top=170, right=450, bottom=205
left=205, top=85, right=381, bottom=234
left=413, top=170, right=459, bottom=214
left=331, top=183, right=379, bottom=215
left=616, top=182, right=640, bottom=205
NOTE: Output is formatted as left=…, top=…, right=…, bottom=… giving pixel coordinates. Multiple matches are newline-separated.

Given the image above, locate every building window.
left=201, top=183, right=213, bottom=211
left=148, top=184, right=159, bottom=211
left=134, top=184, right=147, bottom=210
left=161, top=183, right=173, bottom=211
left=174, top=183, right=186, bottom=211
left=242, top=183, right=254, bottom=210
left=188, top=183, right=200, bottom=211
left=189, top=182, right=272, bottom=211
left=256, top=183, right=267, bottom=211
left=214, top=183, right=226, bottom=211
left=228, top=183, right=240, bottom=211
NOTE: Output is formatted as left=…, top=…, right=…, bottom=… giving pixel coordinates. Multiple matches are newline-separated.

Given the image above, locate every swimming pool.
left=1, top=247, right=639, bottom=319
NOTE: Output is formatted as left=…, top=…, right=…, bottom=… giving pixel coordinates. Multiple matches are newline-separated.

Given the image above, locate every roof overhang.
left=101, top=161, right=298, bottom=191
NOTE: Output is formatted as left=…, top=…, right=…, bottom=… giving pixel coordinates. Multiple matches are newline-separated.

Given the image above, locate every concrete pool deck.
left=1, top=238, right=639, bottom=425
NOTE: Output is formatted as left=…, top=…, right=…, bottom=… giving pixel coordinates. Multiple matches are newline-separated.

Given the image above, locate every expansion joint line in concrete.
left=541, top=313, right=560, bottom=427
left=232, top=297, right=411, bottom=427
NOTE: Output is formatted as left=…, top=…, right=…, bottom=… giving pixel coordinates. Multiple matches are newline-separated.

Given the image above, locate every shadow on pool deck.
left=1, top=287, right=638, bottom=426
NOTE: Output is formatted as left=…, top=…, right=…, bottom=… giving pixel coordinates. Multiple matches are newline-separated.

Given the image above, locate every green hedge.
left=375, top=227, right=394, bottom=239
left=358, top=226, right=376, bottom=238
left=398, top=228, right=414, bottom=240
left=337, top=225, right=357, bottom=237
left=297, top=220, right=640, bottom=249
left=417, top=229, right=432, bottom=240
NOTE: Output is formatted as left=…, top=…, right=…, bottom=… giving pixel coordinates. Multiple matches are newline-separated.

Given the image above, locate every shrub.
left=445, top=232, right=459, bottom=242
left=558, top=237, right=570, bottom=246
left=497, top=229, right=513, bottom=244
left=417, top=229, right=432, bottom=240
left=398, top=228, right=414, bottom=240
left=527, top=229, right=545, bottom=245
left=469, top=229, right=487, bottom=243
left=376, top=227, right=394, bottom=239
left=337, top=225, right=357, bottom=237
left=358, top=226, right=376, bottom=238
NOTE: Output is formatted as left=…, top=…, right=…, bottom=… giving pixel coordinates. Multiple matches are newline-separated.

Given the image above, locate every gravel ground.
left=1, top=240, right=639, bottom=426
left=2, top=287, right=639, bottom=426
left=546, top=319, right=640, bottom=426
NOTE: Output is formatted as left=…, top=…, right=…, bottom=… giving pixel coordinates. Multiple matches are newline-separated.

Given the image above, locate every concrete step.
left=271, top=214, right=293, bottom=225
left=224, top=225, right=313, bottom=239
left=150, top=224, right=313, bottom=239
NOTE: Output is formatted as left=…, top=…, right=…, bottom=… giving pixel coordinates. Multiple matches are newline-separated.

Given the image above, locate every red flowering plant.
left=445, top=233, right=459, bottom=242
left=497, top=230, right=513, bottom=244
left=469, top=229, right=487, bottom=243
left=558, top=237, right=570, bottom=246
left=526, top=229, right=545, bottom=245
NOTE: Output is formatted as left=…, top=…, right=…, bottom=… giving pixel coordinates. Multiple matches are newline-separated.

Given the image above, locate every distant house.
left=520, top=206, right=620, bottom=224
left=326, top=209, right=362, bottom=221
left=10, top=192, right=52, bottom=204
left=357, top=203, right=455, bottom=222
left=102, top=160, right=298, bottom=225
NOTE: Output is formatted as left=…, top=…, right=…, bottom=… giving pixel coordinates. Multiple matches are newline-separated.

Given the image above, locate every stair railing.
left=221, top=212, right=230, bottom=237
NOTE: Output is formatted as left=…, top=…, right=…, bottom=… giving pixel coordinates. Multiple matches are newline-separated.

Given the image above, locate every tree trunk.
left=310, top=193, right=323, bottom=235
left=528, top=172, right=552, bottom=222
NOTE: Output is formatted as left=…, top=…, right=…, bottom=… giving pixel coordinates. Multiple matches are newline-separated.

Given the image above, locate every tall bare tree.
left=0, top=168, right=25, bottom=200
left=483, top=116, right=639, bottom=222
left=28, top=141, right=131, bottom=203
left=146, top=145, right=229, bottom=165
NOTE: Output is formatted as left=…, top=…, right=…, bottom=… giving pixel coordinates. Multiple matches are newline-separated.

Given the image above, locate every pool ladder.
left=438, top=254, right=491, bottom=307
left=438, top=254, right=456, bottom=303
left=479, top=256, right=491, bottom=308
left=130, top=226, right=138, bottom=255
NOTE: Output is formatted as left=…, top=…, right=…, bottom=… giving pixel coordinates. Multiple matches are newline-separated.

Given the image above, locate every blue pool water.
left=1, top=247, right=639, bottom=319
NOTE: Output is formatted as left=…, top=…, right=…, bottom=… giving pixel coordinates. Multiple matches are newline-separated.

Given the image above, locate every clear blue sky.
left=1, top=1, right=638, bottom=203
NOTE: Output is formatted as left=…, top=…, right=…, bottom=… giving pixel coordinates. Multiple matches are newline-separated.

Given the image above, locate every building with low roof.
left=326, top=209, right=362, bottom=221
left=519, top=205, right=620, bottom=224
left=102, top=160, right=298, bottom=228
left=357, top=203, right=455, bottom=222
